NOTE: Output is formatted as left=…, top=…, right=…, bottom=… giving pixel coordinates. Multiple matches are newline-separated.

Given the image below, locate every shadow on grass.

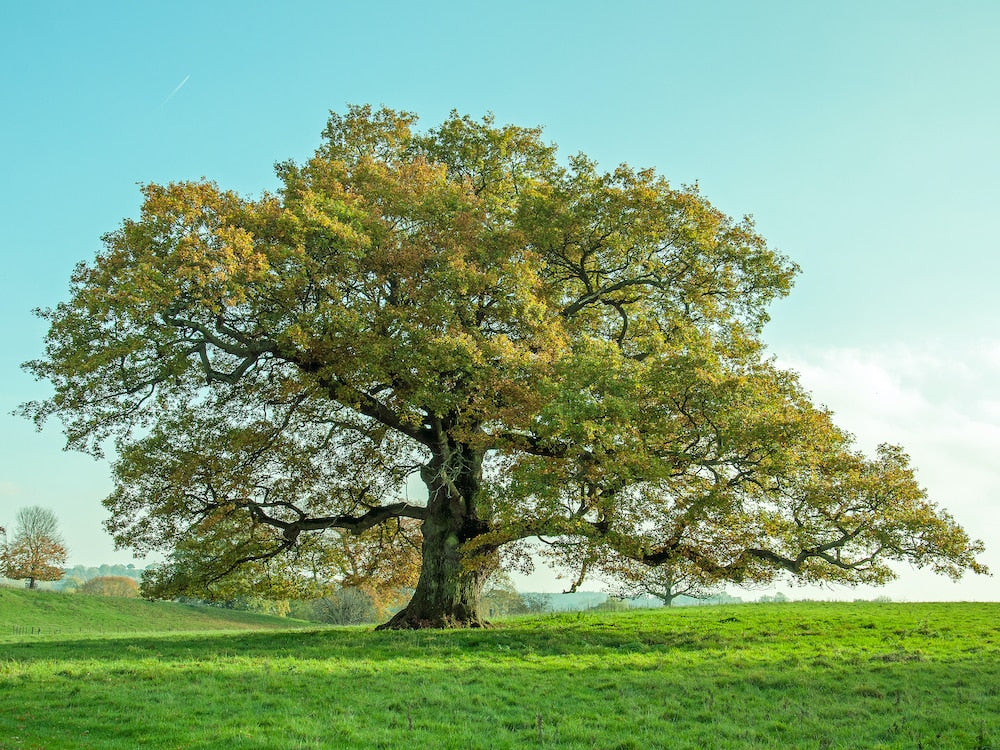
left=5, top=601, right=999, bottom=667
left=0, top=608, right=759, bottom=664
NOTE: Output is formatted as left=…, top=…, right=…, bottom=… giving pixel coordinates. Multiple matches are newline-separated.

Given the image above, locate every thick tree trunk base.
left=375, top=606, right=491, bottom=630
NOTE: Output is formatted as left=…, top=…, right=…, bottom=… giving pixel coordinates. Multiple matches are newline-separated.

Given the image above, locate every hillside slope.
left=0, top=587, right=315, bottom=637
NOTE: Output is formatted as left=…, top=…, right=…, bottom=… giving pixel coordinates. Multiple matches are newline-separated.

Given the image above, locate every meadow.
left=1, top=592, right=997, bottom=749
left=0, top=587, right=311, bottom=638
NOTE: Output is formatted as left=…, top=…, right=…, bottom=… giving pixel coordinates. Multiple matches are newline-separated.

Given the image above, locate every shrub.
left=78, top=576, right=140, bottom=597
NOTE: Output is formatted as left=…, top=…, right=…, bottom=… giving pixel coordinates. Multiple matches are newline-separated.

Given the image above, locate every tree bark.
left=376, top=443, right=494, bottom=629
left=376, top=516, right=491, bottom=629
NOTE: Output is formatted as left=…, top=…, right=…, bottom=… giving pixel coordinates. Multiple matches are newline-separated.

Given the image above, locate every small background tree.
left=4, top=507, right=67, bottom=589
left=612, top=561, right=719, bottom=607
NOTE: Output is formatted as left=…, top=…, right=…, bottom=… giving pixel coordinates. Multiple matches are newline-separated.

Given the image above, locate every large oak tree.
left=23, top=106, right=985, bottom=627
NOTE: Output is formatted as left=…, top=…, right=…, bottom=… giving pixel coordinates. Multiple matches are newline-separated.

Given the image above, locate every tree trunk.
left=376, top=444, right=494, bottom=630
left=376, top=517, right=490, bottom=629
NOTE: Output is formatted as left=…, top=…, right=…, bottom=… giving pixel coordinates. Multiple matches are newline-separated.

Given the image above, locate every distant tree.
left=78, top=563, right=141, bottom=578
left=520, top=593, right=552, bottom=614
left=593, top=597, right=630, bottom=612
left=63, top=563, right=144, bottom=582
left=612, top=561, right=718, bottom=607
left=79, top=575, right=140, bottom=597
left=482, top=571, right=529, bottom=617
left=699, top=591, right=743, bottom=605
left=758, top=592, right=789, bottom=604
left=4, top=507, right=67, bottom=589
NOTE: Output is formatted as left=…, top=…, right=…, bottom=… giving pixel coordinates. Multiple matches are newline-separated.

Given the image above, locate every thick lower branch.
left=244, top=501, right=428, bottom=542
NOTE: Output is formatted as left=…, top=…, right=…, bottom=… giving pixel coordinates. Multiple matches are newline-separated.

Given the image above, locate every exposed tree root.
left=375, top=607, right=491, bottom=630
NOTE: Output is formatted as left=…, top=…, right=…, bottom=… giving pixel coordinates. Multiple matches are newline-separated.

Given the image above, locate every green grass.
left=0, top=587, right=314, bottom=638
left=1, top=601, right=998, bottom=749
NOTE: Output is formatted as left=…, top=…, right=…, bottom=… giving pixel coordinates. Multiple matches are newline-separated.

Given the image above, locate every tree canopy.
left=23, top=105, right=985, bottom=627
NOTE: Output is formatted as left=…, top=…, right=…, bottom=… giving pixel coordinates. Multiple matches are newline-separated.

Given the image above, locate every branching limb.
left=245, top=501, right=428, bottom=542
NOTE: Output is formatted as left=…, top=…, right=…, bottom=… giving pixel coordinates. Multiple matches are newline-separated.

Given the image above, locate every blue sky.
left=2, top=1, right=997, bottom=600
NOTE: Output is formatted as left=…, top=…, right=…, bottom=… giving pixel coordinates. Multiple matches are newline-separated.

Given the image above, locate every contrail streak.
left=161, top=74, right=191, bottom=106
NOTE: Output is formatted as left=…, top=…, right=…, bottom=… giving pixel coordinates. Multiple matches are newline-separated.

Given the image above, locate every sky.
left=1, top=1, right=997, bottom=600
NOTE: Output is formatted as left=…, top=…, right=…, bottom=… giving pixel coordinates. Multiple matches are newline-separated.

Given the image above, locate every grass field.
left=0, top=587, right=314, bottom=638
left=1, top=597, right=998, bottom=749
